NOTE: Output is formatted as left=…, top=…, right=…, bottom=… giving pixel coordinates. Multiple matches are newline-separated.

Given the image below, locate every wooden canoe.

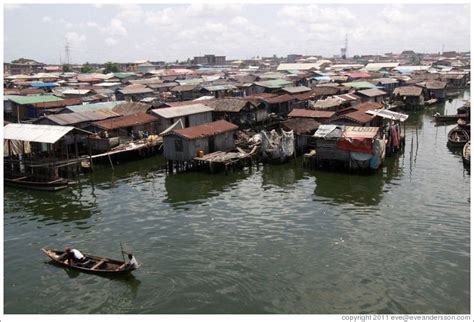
left=42, top=248, right=139, bottom=275
left=4, top=175, right=75, bottom=191
left=447, top=127, right=470, bottom=148
left=463, top=141, right=470, bottom=165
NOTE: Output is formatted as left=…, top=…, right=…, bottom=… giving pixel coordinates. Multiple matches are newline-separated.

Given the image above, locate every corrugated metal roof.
left=288, top=109, right=335, bottom=119
left=42, top=109, right=120, bottom=125
left=4, top=123, right=75, bottom=143
left=119, top=87, right=154, bottom=95
left=33, top=98, right=82, bottom=109
left=171, top=84, right=199, bottom=92
left=62, top=89, right=91, bottom=95
left=263, top=94, right=295, bottom=104
left=31, top=82, right=59, bottom=87
left=151, top=104, right=213, bottom=119
left=281, top=118, right=320, bottom=135
left=202, top=84, right=237, bottom=91
left=341, top=81, right=376, bottom=89
left=393, top=86, right=423, bottom=96
left=282, top=86, right=311, bottom=94
left=163, top=120, right=238, bottom=140
left=277, top=62, right=329, bottom=71
left=254, top=79, right=293, bottom=89
left=205, top=99, right=252, bottom=112
left=7, top=95, right=63, bottom=105
left=366, top=109, right=409, bottom=122
left=92, top=113, right=158, bottom=130
left=65, top=101, right=126, bottom=113
left=357, top=89, right=387, bottom=97
left=364, top=62, right=399, bottom=71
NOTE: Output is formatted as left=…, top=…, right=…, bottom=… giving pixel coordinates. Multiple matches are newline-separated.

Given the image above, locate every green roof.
left=113, top=72, right=136, bottom=79
left=341, top=81, right=376, bottom=89
left=65, top=101, right=126, bottom=113
left=257, top=79, right=293, bottom=89
left=6, top=95, right=63, bottom=105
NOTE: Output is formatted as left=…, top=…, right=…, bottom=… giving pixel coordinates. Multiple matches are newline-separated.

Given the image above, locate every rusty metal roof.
left=357, top=88, right=388, bottom=97
left=393, top=86, right=423, bottom=96
left=32, top=98, right=82, bottom=109
left=92, top=113, right=158, bottom=130
left=288, top=109, right=335, bottom=119
left=263, top=94, right=295, bottom=104
left=164, top=120, right=238, bottom=140
left=281, top=118, right=320, bottom=135
left=41, top=109, right=120, bottom=125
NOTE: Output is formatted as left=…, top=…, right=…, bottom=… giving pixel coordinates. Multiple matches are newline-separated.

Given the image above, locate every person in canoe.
left=59, top=247, right=87, bottom=265
left=115, top=253, right=139, bottom=271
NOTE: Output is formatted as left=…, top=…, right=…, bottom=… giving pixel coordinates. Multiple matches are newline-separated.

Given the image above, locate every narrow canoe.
left=42, top=248, right=139, bottom=275
left=447, top=127, right=470, bottom=148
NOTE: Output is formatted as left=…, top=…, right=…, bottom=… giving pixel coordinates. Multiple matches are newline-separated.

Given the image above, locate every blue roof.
left=31, top=82, right=59, bottom=87
left=313, top=76, right=332, bottom=81
left=198, top=66, right=230, bottom=71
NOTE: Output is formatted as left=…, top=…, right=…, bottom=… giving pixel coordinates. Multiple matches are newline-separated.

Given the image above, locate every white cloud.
left=145, top=8, right=175, bottom=27
left=117, top=4, right=144, bottom=23
left=42, top=16, right=52, bottom=23
left=105, top=37, right=118, bottom=46
left=108, top=18, right=127, bottom=36
left=5, top=4, right=22, bottom=11
left=65, top=32, right=87, bottom=44
left=184, top=3, right=242, bottom=17
left=92, top=4, right=103, bottom=9
left=230, top=16, right=249, bottom=26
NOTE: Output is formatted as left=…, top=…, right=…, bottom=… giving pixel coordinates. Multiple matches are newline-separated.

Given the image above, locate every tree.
left=103, top=61, right=120, bottom=74
left=81, top=62, right=94, bottom=73
left=62, top=64, right=72, bottom=72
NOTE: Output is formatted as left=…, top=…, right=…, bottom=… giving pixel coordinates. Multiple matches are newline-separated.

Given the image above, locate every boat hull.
left=42, top=248, right=138, bottom=275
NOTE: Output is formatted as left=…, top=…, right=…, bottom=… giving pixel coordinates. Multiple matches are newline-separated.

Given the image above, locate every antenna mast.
left=65, top=40, right=71, bottom=65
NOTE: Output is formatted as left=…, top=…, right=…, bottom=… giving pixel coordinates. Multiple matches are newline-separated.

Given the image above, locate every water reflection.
left=164, top=171, right=249, bottom=205
left=261, top=161, right=306, bottom=188
left=313, top=171, right=384, bottom=206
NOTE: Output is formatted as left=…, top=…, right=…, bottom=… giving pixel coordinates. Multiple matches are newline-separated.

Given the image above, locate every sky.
left=3, top=3, right=471, bottom=64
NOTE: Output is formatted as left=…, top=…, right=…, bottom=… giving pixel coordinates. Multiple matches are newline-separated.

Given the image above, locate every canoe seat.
left=91, top=260, right=106, bottom=270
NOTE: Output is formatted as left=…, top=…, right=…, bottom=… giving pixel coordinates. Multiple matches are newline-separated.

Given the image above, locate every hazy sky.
left=4, top=3, right=471, bottom=64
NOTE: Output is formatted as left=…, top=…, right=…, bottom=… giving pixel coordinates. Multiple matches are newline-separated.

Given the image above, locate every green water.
left=4, top=92, right=470, bottom=314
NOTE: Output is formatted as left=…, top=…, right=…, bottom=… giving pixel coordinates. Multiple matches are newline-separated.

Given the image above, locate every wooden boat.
left=447, top=126, right=470, bottom=148
left=433, top=113, right=462, bottom=124
left=41, top=248, right=139, bottom=275
left=4, top=174, right=76, bottom=191
left=463, top=141, right=470, bottom=165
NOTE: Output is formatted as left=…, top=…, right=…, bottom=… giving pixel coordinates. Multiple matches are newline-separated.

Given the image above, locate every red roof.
left=32, top=98, right=82, bottom=109
left=345, top=72, right=372, bottom=79
left=333, top=110, right=374, bottom=124
left=288, top=109, right=335, bottom=119
left=166, top=120, right=238, bottom=140
left=77, top=77, right=103, bottom=83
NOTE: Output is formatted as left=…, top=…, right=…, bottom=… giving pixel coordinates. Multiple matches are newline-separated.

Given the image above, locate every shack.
left=205, top=98, right=268, bottom=128
left=151, top=103, right=214, bottom=133
left=356, top=88, right=388, bottom=103
left=287, top=108, right=335, bottom=123
left=416, top=80, right=447, bottom=101
left=280, top=118, right=320, bottom=154
left=116, top=85, right=155, bottom=102
left=162, top=120, right=238, bottom=162
left=170, top=84, right=201, bottom=100
left=6, top=95, right=64, bottom=121
left=34, top=109, right=120, bottom=129
left=311, top=125, right=385, bottom=170
left=4, top=123, right=93, bottom=177
left=89, top=113, right=159, bottom=138
left=392, top=86, right=424, bottom=110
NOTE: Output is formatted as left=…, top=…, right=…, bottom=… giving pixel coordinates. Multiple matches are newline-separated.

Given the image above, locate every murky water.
left=4, top=92, right=470, bottom=314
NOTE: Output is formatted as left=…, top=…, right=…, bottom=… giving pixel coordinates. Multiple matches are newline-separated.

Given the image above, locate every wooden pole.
left=108, top=153, right=115, bottom=170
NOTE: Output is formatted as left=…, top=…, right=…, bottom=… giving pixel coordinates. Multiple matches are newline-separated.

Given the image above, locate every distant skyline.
left=4, top=3, right=471, bottom=64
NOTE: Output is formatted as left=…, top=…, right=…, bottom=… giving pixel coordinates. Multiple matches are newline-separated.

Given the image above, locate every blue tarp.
left=31, top=82, right=59, bottom=87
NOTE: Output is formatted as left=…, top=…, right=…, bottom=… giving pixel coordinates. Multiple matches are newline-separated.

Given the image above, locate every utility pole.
left=341, top=33, right=348, bottom=59
left=65, top=40, right=71, bottom=65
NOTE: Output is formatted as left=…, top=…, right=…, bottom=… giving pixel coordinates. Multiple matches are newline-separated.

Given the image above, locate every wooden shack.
left=392, top=86, right=424, bottom=110
left=162, top=120, right=238, bottom=162
left=205, top=98, right=268, bottom=128
left=151, top=103, right=214, bottom=133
